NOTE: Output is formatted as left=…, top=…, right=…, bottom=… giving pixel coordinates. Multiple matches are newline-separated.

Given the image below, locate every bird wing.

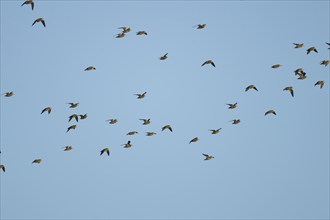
left=41, top=20, right=46, bottom=27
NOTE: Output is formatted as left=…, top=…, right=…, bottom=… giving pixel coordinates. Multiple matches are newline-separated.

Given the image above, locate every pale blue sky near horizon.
left=0, top=0, right=329, bottom=219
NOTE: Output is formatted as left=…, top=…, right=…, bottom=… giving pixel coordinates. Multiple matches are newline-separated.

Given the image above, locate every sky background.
left=0, top=0, right=329, bottom=219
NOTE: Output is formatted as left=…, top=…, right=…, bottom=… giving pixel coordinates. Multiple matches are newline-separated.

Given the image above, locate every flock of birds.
left=0, top=0, right=329, bottom=173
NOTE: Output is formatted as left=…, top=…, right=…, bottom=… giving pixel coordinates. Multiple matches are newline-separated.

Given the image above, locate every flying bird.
left=202, top=153, right=214, bottom=160
left=294, top=68, right=304, bottom=75
left=201, top=60, right=216, bottom=67
left=127, top=131, right=138, bottom=135
left=265, top=109, right=276, bottom=116
left=189, top=137, right=199, bottom=144
left=245, top=85, right=258, bottom=92
left=118, top=26, right=131, bottom=33
left=122, top=141, right=132, bottom=148
left=107, top=119, right=118, bottom=124
left=209, top=128, right=221, bottom=134
left=293, top=43, right=304, bottom=48
left=100, top=148, right=110, bottom=156
left=307, top=47, right=318, bottom=54
left=136, top=31, right=147, bottom=35
left=314, top=80, right=324, bottom=89
left=63, top=146, right=72, bottom=151
left=32, top=18, right=46, bottom=27
left=271, top=64, right=282, bottom=69
left=79, top=114, right=88, bottom=120
left=68, top=114, right=79, bottom=122
left=115, top=33, right=125, bottom=38
left=193, top=24, right=206, bottom=29
left=85, top=66, right=96, bottom=71
left=326, top=42, right=330, bottom=49
left=32, top=159, right=42, bottom=164
left=140, top=119, right=151, bottom=125
left=320, top=60, right=329, bottom=67
left=283, top=86, right=294, bottom=97
left=0, top=164, right=5, bottom=172
left=41, top=107, right=51, bottom=114
left=67, top=103, right=79, bottom=108
left=230, top=119, right=240, bottom=124
left=66, top=125, right=77, bottom=133
left=21, top=0, right=34, bottom=10
left=227, top=103, right=237, bottom=109
left=159, top=53, right=168, bottom=60
left=2, top=91, right=14, bottom=97
left=162, top=125, right=173, bottom=132
left=146, top=132, right=157, bottom=136
left=135, top=92, right=147, bottom=99
left=296, top=72, right=307, bottom=80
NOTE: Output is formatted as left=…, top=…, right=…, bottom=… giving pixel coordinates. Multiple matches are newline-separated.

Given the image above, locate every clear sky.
left=0, top=0, right=329, bottom=219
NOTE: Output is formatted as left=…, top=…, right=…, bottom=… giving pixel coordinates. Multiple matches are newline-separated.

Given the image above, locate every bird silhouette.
left=135, top=92, right=147, bottom=99
left=67, top=103, right=79, bottom=108
left=314, top=80, right=324, bottom=89
left=227, top=103, right=237, bottom=109
left=162, top=125, right=173, bottom=132
left=79, top=114, right=88, bottom=120
left=68, top=114, right=79, bottom=122
left=146, top=132, right=157, bottom=136
left=100, top=148, right=110, bottom=156
left=202, top=153, right=214, bottom=160
left=320, top=60, right=329, bottom=67
left=209, top=128, right=221, bottom=134
left=21, top=0, right=34, bottom=10
left=2, top=91, right=14, bottom=97
left=307, top=47, right=318, bottom=54
left=84, top=66, right=96, bottom=71
left=189, top=137, right=199, bottom=144
left=271, top=64, right=282, bottom=68
left=136, top=31, right=147, bottom=35
left=118, top=26, right=131, bottom=33
left=127, top=131, right=138, bottom=135
left=122, top=141, right=132, bottom=148
left=32, top=18, right=46, bottom=27
left=245, top=85, right=258, bottom=92
left=32, top=159, right=42, bottom=164
left=63, top=146, right=72, bottom=151
left=115, top=33, right=125, bottom=38
left=265, top=109, right=276, bottom=116
left=283, top=86, right=294, bottom=97
left=0, top=164, right=5, bottom=172
left=201, top=60, right=216, bottom=67
left=140, top=119, right=151, bottom=125
left=293, top=43, right=304, bottom=48
left=159, top=53, right=168, bottom=60
left=41, top=107, right=51, bottom=114
left=230, top=119, right=240, bottom=124
left=66, top=125, right=77, bottom=133
left=193, top=24, right=206, bottom=29
left=107, top=119, right=118, bottom=124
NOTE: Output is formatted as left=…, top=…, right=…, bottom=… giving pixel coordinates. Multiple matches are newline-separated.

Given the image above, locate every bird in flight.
left=67, top=103, right=79, bottom=108
left=293, top=43, right=303, bottom=48
left=271, top=64, right=282, bottom=69
left=265, top=109, right=276, bottom=116
left=115, top=33, right=125, bottom=38
left=0, top=164, right=5, bottom=172
left=41, top=107, right=51, bottom=114
left=296, top=71, right=307, bottom=80
left=202, top=153, right=214, bottom=160
left=122, top=141, right=132, bottom=148
left=118, top=26, right=131, bottom=33
left=320, top=60, right=329, bottom=67
left=21, top=0, right=34, bottom=10
left=193, top=24, right=206, bottom=29
left=162, top=125, right=173, bottom=132
left=201, top=60, right=216, bottom=67
left=245, top=85, right=258, bottom=92
left=136, top=31, right=147, bottom=35
left=32, top=18, right=46, bottom=27
left=68, top=114, right=79, bottom=122
left=314, top=80, right=324, bottom=89
left=66, top=125, right=77, bottom=133
left=63, top=146, right=73, bottom=151
left=227, top=103, right=237, bottom=109
left=159, top=53, right=168, bottom=60
left=230, top=119, right=240, bottom=124
left=294, top=68, right=304, bottom=75
left=306, top=47, right=318, bottom=54
left=100, top=148, right=110, bottom=156
left=79, top=114, right=88, bottom=120
left=283, top=86, right=294, bottom=97
left=326, top=42, right=330, bottom=49
left=189, top=137, right=199, bottom=144
left=135, top=92, right=147, bottom=99
left=209, top=128, right=221, bottom=134
left=2, top=91, right=14, bottom=97
left=107, top=119, right=118, bottom=124
left=140, top=119, right=151, bottom=125
left=85, top=66, right=96, bottom=71
left=127, top=131, right=138, bottom=135
left=146, top=132, right=157, bottom=136
left=32, top=159, right=42, bottom=164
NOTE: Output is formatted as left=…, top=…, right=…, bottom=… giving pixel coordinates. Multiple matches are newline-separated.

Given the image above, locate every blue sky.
left=1, top=1, right=329, bottom=219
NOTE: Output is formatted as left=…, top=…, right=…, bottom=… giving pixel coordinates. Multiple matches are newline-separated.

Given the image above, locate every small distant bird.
left=320, top=60, right=329, bottom=67
left=21, top=0, right=34, bottom=10
left=146, top=132, right=157, bottom=136
left=67, top=103, right=79, bottom=108
left=32, top=159, right=42, bottom=164
left=202, top=153, right=214, bottom=160
left=326, top=42, right=330, bottom=49
left=41, top=107, right=51, bottom=114
left=307, top=47, right=318, bottom=54
left=79, top=114, right=88, bottom=120
left=135, top=92, right=147, bottom=99
left=293, top=43, right=304, bottom=48
left=296, top=72, right=307, bottom=80
left=314, top=80, right=324, bottom=89
left=122, top=141, right=132, bottom=148
left=159, top=53, right=168, bottom=60
left=136, top=31, right=147, bottom=35
left=209, top=128, right=221, bottom=134
left=227, top=103, right=237, bottom=109
left=245, top=85, right=258, bottom=92
left=265, top=109, right=276, bottom=116
left=68, top=114, right=79, bottom=122
left=271, top=64, right=282, bottom=69
left=283, top=86, right=294, bottom=97
left=189, top=137, right=199, bottom=144
left=115, top=33, right=125, bottom=38
left=100, top=147, right=110, bottom=156
left=201, top=60, right=216, bottom=67
left=140, top=119, right=151, bottom=125
left=85, top=66, right=96, bottom=71
left=118, top=26, right=131, bottom=33
left=193, top=24, right=206, bottom=29
left=63, top=146, right=72, bottom=151
left=32, top=18, right=46, bottom=27
left=107, top=119, right=118, bottom=124
left=162, top=125, right=173, bottom=132
left=294, top=68, right=304, bottom=75
left=127, top=131, right=138, bottom=135
left=230, top=119, right=240, bottom=124
left=66, top=125, right=77, bottom=133
left=0, top=164, right=5, bottom=172
left=2, top=91, right=14, bottom=97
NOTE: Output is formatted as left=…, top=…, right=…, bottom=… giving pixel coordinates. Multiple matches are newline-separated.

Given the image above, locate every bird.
left=159, top=53, right=168, bottom=60
left=41, top=107, right=51, bottom=114
left=63, top=146, right=73, bottom=151
left=227, top=103, right=237, bottom=109
left=293, top=43, right=304, bottom=48
left=115, top=33, right=125, bottom=38
left=32, top=18, right=46, bottom=27
left=146, top=132, right=157, bottom=136
left=118, top=26, right=131, bottom=33
left=32, top=159, right=42, bottom=164
left=107, top=119, right=118, bottom=124
left=296, top=72, right=307, bottom=80
left=140, top=119, right=151, bottom=125
left=209, top=128, right=221, bottom=134
left=135, top=92, right=147, bottom=99
left=314, top=80, right=324, bottom=89
left=271, top=64, right=282, bottom=69
left=201, top=60, right=216, bottom=67
left=193, top=24, right=206, bottom=29
left=122, top=141, right=132, bottom=148
left=265, top=109, right=276, bottom=116
left=136, top=31, right=147, bottom=35
left=79, top=114, right=88, bottom=120
left=230, top=119, right=240, bottom=124
left=100, top=148, right=110, bottom=156
left=68, top=114, right=79, bottom=122
left=307, top=47, right=318, bottom=54
left=0, top=164, right=5, bottom=172
left=326, top=42, right=330, bottom=49
left=21, top=0, right=34, bottom=10
left=2, top=91, right=14, bottom=97
left=294, top=68, right=304, bottom=75
left=127, top=131, right=138, bottom=135
left=162, top=125, right=173, bottom=132
left=189, top=137, right=199, bottom=144
left=283, top=86, right=294, bottom=97
left=85, top=66, right=96, bottom=71
left=66, top=125, right=77, bottom=133
left=245, top=85, right=258, bottom=92
left=320, top=60, right=329, bottom=67
left=202, top=153, right=214, bottom=160
left=67, top=103, right=79, bottom=108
